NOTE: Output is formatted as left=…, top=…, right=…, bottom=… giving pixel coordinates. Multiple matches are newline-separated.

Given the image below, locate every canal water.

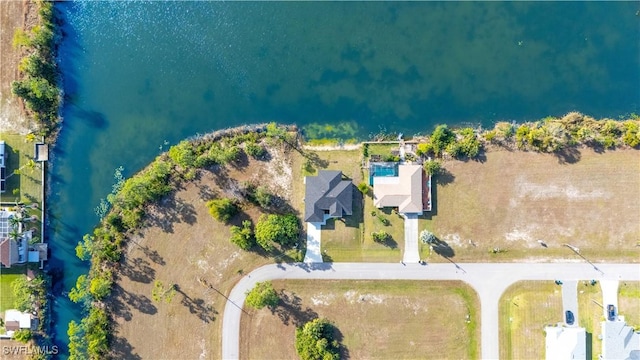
left=52, top=1, right=638, bottom=355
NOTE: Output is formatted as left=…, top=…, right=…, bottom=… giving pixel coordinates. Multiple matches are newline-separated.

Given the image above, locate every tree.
left=416, top=142, right=433, bottom=157
left=430, top=125, right=455, bottom=156
left=168, top=140, right=196, bottom=168
left=207, top=198, right=238, bottom=223
left=230, top=220, right=255, bottom=250
left=419, top=229, right=436, bottom=244
left=12, top=275, right=44, bottom=312
left=254, top=214, right=300, bottom=251
left=295, top=318, right=340, bottom=360
left=13, top=329, right=32, bottom=343
left=89, top=272, right=113, bottom=300
left=252, top=186, right=273, bottom=208
left=68, top=275, right=90, bottom=306
left=422, top=160, right=442, bottom=176
left=151, top=280, right=176, bottom=303
left=245, top=281, right=279, bottom=309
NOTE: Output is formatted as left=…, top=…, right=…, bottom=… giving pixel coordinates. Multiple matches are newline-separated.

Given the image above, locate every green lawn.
left=0, top=133, right=43, bottom=205
left=366, top=143, right=398, bottom=160
left=0, top=267, right=25, bottom=313
left=499, top=281, right=563, bottom=360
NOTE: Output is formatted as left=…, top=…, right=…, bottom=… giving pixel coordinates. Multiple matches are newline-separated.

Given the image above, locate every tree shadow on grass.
left=430, top=237, right=455, bottom=258
left=331, top=325, right=350, bottom=359
left=272, top=290, right=318, bottom=327
left=554, top=146, right=582, bottom=164
left=175, top=285, right=217, bottom=323
left=435, top=167, right=455, bottom=185
left=145, top=193, right=197, bottom=233
left=109, top=334, right=142, bottom=360
left=108, top=282, right=157, bottom=319
left=118, top=256, right=156, bottom=284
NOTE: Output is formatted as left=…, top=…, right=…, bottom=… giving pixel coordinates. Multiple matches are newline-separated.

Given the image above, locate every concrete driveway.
left=221, top=262, right=640, bottom=360
left=402, top=213, right=419, bottom=263
left=303, top=222, right=323, bottom=263
left=600, top=280, right=619, bottom=320
left=561, top=281, right=579, bottom=326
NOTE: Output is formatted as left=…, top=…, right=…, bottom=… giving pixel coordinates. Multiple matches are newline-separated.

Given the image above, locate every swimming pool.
left=369, top=162, right=399, bottom=185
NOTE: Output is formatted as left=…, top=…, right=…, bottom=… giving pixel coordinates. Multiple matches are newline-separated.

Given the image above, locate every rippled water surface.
left=51, top=1, right=638, bottom=355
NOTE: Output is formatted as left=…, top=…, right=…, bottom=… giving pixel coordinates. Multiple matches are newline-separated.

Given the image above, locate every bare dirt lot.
left=423, top=147, right=640, bottom=262
left=108, top=146, right=298, bottom=359
left=241, top=280, right=480, bottom=359
left=0, top=0, right=36, bottom=134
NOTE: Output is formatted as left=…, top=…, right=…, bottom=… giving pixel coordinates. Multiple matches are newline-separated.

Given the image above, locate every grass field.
left=0, top=133, right=43, bottom=205
left=241, top=280, right=480, bottom=359
left=499, top=281, right=563, bottom=359
left=0, top=267, right=25, bottom=313
left=108, top=146, right=298, bottom=359
left=426, top=147, right=640, bottom=262
left=501, top=281, right=640, bottom=360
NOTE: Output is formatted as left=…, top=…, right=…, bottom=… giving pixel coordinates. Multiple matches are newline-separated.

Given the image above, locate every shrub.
left=416, top=142, right=433, bottom=156
left=515, top=124, right=531, bottom=149
left=454, top=127, right=482, bottom=158
left=252, top=186, right=273, bottom=208
left=357, top=181, right=370, bottom=195
left=419, top=229, right=436, bottom=244
left=230, top=220, right=255, bottom=250
left=245, top=142, right=266, bottom=158
left=423, top=160, right=442, bottom=175
left=622, top=121, right=640, bottom=148
left=13, top=329, right=32, bottom=343
left=372, top=230, right=390, bottom=243
left=207, top=198, right=238, bottom=223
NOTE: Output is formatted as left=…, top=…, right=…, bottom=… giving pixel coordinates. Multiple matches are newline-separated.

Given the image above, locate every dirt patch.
left=241, top=280, right=480, bottom=359
left=108, top=147, right=296, bottom=359
left=425, top=147, right=640, bottom=262
left=0, top=0, right=38, bottom=134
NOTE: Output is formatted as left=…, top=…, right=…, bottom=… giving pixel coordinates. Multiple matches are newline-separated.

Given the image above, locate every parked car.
left=607, top=305, right=616, bottom=321
left=565, top=311, right=575, bottom=325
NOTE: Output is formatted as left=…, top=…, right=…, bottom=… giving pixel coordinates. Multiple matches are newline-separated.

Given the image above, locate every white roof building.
left=601, top=316, right=640, bottom=360
left=545, top=325, right=586, bottom=360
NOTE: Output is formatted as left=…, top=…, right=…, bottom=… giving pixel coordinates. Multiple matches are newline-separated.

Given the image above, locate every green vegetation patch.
left=0, top=133, right=44, bottom=205
left=0, top=267, right=24, bottom=313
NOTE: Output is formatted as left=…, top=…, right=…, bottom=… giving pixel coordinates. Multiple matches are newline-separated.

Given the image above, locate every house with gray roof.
left=601, top=316, right=640, bottom=359
left=304, top=170, right=353, bottom=223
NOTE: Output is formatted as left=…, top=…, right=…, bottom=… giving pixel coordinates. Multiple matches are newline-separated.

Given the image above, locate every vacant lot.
left=0, top=0, right=37, bottom=134
left=424, top=147, right=640, bottom=262
left=0, top=267, right=23, bottom=313
left=499, top=281, right=563, bottom=359
left=241, top=280, right=480, bottom=359
left=108, top=146, right=299, bottom=359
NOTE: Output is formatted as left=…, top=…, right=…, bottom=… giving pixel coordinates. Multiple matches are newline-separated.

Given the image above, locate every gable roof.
left=373, top=164, right=424, bottom=214
left=601, top=318, right=640, bottom=359
left=304, top=170, right=353, bottom=223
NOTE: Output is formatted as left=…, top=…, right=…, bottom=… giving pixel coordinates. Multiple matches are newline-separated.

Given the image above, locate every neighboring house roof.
left=373, top=164, right=424, bottom=214
left=601, top=317, right=640, bottom=359
left=5, top=321, right=20, bottom=332
left=0, top=237, right=19, bottom=268
left=544, top=326, right=586, bottom=360
left=304, top=170, right=353, bottom=223
left=4, top=310, right=32, bottom=329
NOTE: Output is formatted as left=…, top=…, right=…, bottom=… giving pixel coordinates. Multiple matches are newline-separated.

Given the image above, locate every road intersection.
left=221, top=262, right=640, bottom=359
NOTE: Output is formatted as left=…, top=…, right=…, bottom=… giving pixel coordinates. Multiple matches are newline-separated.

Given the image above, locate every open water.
left=51, top=1, right=638, bottom=356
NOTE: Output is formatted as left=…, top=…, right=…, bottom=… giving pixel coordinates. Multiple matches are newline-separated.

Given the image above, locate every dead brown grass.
left=0, top=0, right=38, bottom=134
left=425, top=147, right=640, bottom=262
left=241, top=280, right=480, bottom=359
left=108, top=147, right=297, bottom=359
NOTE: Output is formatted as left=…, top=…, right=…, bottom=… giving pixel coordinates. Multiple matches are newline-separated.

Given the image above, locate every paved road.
left=402, top=213, right=420, bottom=263
left=221, top=262, right=640, bottom=360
